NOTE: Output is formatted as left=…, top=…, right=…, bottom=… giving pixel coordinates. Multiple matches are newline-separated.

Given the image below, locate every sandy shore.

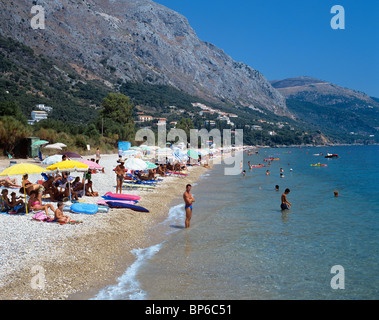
left=0, top=154, right=208, bottom=300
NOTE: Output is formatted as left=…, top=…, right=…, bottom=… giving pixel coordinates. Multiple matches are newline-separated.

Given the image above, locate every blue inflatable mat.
left=70, top=203, right=98, bottom=214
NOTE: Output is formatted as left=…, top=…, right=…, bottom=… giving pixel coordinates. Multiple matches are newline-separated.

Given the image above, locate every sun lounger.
left=122, top=183, right=156, bottom=191
left=124, top=173, right=159, bottom=185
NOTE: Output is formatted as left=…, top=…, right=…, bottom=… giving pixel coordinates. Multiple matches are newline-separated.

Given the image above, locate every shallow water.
left=94, top=145, right=379, bottom=300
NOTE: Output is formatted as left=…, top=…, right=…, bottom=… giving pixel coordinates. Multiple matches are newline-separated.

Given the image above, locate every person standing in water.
left=281, top=188, right=292, bottom=210
left=183, top=184, right=195, bottom=228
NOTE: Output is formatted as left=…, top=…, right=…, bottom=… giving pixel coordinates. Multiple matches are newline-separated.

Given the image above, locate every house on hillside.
left=137, top=115, right=154, bottom=122
left=28, top=110, right=48, bottom=124
left=35, top=104, right=53, bottom=112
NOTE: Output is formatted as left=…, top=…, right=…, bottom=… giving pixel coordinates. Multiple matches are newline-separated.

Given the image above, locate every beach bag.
left=32, top=211, right=48, bottom=221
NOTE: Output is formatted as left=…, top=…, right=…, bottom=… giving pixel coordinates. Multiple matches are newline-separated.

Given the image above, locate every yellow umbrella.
left=0, top=163, right=46, bottom=214
left=45, top=160, right=89, bottom=202
left=45, top=160, right=89, bottom=172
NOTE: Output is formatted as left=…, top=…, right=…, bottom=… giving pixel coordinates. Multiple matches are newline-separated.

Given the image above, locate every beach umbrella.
left=0, top=163, right=46, bottom=214
left=78, top=159, right=102, bottom=170
left=42, top=154, right=63, bottom=165
left=124, top=158, right=148, bottom=171
left=61, top=152, right=82, bottom=159
left=122, top=150, right=141, bottom=157
left=44, top=143, right=62, bottom=150
left=54, top=142, right=67, bottom=148
left=157, top=147, right=172, bottom=153
left=45, top=160, right=89, bottom=173
left=187, top=149, right=199, bottom=159
left=31, top=140, right=49, bottom=146
left=145, top=161, right=157, bottom=170
left=173, top=150, right=188, bottom=162
left=45, top=160, right=89, bottom=202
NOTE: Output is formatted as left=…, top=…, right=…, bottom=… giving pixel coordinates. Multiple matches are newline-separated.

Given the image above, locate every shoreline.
left=0, top=154, right=208, bottom=300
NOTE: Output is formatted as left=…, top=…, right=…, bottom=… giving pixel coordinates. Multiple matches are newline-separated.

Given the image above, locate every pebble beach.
left=0, top=154, right=208, bottom=300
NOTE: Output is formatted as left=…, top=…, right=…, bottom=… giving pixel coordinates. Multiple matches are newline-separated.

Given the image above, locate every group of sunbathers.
left=155, top=162, right=187, bottom=177
left=0, top=169, right=99, bottom=216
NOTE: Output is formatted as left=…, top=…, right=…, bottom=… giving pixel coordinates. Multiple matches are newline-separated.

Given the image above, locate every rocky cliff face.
left=0, top=0, right=290, bottom=116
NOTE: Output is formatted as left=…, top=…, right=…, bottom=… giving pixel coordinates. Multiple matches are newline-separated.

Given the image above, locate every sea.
left=93, top=145, right=379, bottom=300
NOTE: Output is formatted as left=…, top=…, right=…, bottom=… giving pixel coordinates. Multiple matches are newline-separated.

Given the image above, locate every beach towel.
left=32, top=211, right=48, bottom=221
left=32, top=211, right=55, bottom=222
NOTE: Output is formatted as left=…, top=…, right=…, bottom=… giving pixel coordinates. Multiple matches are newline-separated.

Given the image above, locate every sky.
left=154, top=0, right=379, bottom=97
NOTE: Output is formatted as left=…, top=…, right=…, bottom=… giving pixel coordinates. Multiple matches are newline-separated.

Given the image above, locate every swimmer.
left=281, top=188, right=291, bottom=210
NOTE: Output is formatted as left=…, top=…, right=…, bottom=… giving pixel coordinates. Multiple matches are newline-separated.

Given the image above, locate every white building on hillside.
left=35, top=104, right=53, bottom=112
left=30, top=110, right=48, bottom=124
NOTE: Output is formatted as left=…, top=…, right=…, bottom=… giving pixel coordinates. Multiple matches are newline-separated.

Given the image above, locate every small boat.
left=325, top=153, right=338, bottom=158
left=310, top=164, right=328, bottom=167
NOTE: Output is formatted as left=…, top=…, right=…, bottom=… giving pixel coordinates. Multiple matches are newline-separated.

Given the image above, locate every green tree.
left=99, top=93, right=135, bottom=140
left=0, top=101, right=27, bottom=124
left=176, top=117, right=194, bottom=140
left=0, top=116, right=31, bottom=155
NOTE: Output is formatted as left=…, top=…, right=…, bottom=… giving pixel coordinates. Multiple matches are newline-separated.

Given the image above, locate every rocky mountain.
left=0, top=0, right=290, bottom=117
left=271, top=76, right=379, bottom=139
left=271, top=76, right=379, bottom=109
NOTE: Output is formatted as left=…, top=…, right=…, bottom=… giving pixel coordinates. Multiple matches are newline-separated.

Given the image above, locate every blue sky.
left=154, top=0, right=379, bottom=97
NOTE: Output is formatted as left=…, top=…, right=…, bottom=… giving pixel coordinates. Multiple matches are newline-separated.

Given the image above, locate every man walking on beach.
left=183, top=184, right=195, bottom=228
left=115, top=160, right=125, bottom=194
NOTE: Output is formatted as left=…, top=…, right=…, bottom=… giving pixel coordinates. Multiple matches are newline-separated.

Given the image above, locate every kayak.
left=310, top=164, right=328, bottom=167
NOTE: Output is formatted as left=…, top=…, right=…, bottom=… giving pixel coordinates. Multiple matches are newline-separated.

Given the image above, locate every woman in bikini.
left=28, top=191, right=55, bottom=217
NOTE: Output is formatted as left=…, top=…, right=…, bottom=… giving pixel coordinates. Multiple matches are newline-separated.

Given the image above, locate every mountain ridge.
left=271, top=76, right=379, bottom=140
left=0, top=0, right=290, bottom=117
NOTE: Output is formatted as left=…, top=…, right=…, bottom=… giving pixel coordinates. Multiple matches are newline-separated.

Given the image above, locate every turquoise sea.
left=93, top=145, right=379, bottom=300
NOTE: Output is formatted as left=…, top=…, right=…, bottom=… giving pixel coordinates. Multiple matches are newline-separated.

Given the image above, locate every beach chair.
left=122, top=182, right=156, bottom=191
left=124, top=173, right=159, bottom=185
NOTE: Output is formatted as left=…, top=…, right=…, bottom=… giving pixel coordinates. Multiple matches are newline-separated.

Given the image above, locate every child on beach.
left=10, top=192, right=24, bottom=208
left=54, top=202, right=71, bottom=224
left=54, top=202, right=82, bottom=224
left=85, top=180, right=99, bottom=197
